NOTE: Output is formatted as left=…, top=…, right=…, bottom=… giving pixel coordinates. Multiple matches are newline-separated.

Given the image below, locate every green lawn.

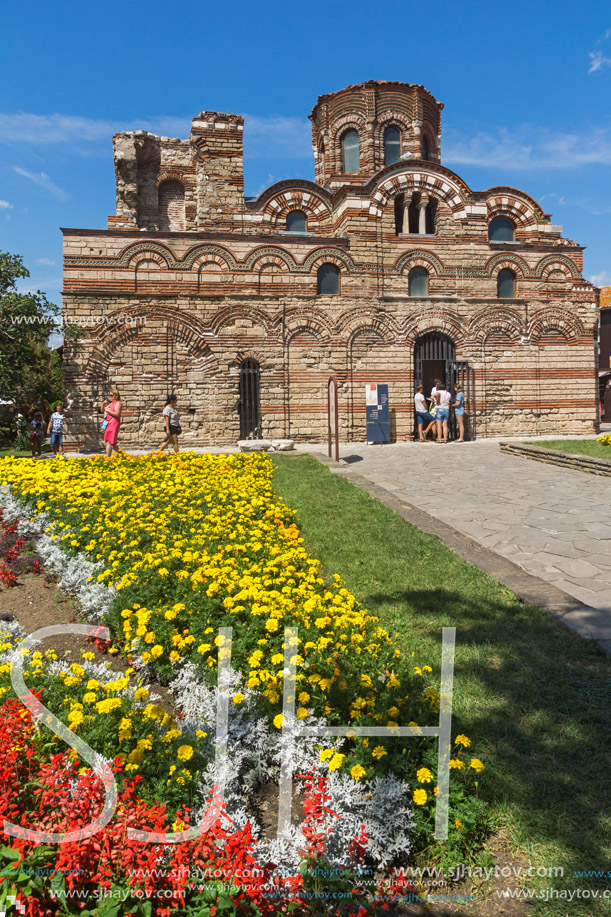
left=0, top=447, right=32, bottom=457
left=533, top=439, right=611, bottom=460
left=272, top=454, right=611, bottom=915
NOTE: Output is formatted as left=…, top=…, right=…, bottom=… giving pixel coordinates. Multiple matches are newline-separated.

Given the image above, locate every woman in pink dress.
left=102, top=389, right=122, bottom=457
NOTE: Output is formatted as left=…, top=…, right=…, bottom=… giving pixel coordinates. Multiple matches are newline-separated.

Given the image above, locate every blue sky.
left=1, top=0, right=611, bottom=310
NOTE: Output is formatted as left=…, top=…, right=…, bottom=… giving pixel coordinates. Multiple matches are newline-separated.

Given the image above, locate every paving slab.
left=298, top=442, right=611, bottom=653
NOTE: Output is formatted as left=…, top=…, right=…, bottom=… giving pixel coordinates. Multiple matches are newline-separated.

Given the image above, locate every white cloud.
left=243, top=115, right=311, bottom=160
left=444, top=124, right=611, bottom=170
left=34, top=257, right=56, bottom=266
left=0, top=110, right=313, bottom=159
left=12, top=166, right=67, bottom=199
left=0, top=112, right=190, bottom=145
left=0, top=200, right=12, bottom=209
left=589, top=270, right=611, bottom=287
left=589, top=50, right=611, bottom=73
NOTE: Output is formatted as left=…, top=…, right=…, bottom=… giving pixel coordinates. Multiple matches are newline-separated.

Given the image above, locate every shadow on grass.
left=271, top=454, right=611, bottom=900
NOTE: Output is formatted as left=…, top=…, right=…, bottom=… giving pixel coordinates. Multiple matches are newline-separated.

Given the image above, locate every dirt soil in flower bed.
left=0, top=570, right=532, bottom=917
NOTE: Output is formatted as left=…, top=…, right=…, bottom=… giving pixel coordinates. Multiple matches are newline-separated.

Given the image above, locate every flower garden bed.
left=0, top=453, right=487, bottom=915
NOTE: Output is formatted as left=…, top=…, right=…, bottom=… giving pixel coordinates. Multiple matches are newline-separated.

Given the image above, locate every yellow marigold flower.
left=134, top=688, right=149, bottom=701
left=455, top=735, right=471, bottom=748
left=350, top=765, right=366, bottom=781
left=169, top=650, right=180, bottom=662
left=296, top=707, right=309, bottom=720
left=298, top=691, right=310, bottom=704
left=413, top=789, right=428, bottom=806
left=151, top=645, right=164, bottom=658
left=455, top=819, right=463, bottom=828
left=273, top=714, right=284, bottom=729
left=271, top=653, right=284, bottom=666
left=449, top=758, right=465, bottom=770
left=318, top=678, right=332, bottom=691
left=417, top=767, right=434, bottom=783
left=233, top=693, right=245, bottom=705
left=81, top=652, right=95, bottom=662
left=96, top=698, right=122, bottom=714
left=319, top=749, right=335, bottom=762
left=177, top=745, right=194, bottom=762
left=328, top=753, right=345, bottom=772
left=265, top=618, right=278, bottom=633
left=83, top=692, right=97, bottom=704
left=197, top=644, right=211, bottom=654
left=470, top=758, right=485, bottom=773
left=372, top=746, right=387, bottom=759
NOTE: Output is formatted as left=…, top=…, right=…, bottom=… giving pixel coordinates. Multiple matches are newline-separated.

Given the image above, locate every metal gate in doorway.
left=413, top=333, right=475, bottom=440
left=239, top=358, right=261, bottom=439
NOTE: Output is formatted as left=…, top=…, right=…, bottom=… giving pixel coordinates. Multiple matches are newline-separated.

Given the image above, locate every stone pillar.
left=402, top=196, right=410, bottom=234
left=418, top=196, right=429, bottom=235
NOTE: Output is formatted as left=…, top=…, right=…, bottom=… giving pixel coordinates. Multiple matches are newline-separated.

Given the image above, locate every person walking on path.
left=159, top=394, right=181, bottom=454
left=47, top=404, right=65, bottom=456
left=434, top=383, right=451, bottom=444
left=414, top=385, right=437, bottom=442
left=29, top=412, right=45, bottom=457
left=452, top=383, right=466, bottom=442
left=102, top=390, right=122, bottom=457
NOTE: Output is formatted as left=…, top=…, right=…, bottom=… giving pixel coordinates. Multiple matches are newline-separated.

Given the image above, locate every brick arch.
left=375, top=111, right=413, bottom=163
left=183, top=244, right=238, bottom=271
left=403, top=309, right=466, bottom=344
left=336, top=308, right=398, bottom=342
left=394, top=250, right=445, bottom=276
left=467, top=307, right=523, bottom=344
left=209, top=303, right=272, bottom=336
left=121, top=242, right=176, bottom=268
left=244, top=247, right=297, bottom=273
left=261, top=189, right=332, bottom=231
left=371, top=169, right=468, bottom=220
left=346, top=322, right=396, bottom=349
left=535, top=254, right=581, bottom=280
left=485, top=252, right=529, bottom=278
left=329, top=114, right=367, bottom=174
left=155, top=171, right=187, bottom=189
left=302, top=248, right=356, bottom=273
left=283, top=308, right=334, bottom=342
left=84, top=305, right=219, bottom=378
left=233, top=350, right=267, bottom=368
left=528, top=307, right=585, bottom=343
left=419, top=121, right=437, bottom=160
left=486, top=192, right=542, bottom=228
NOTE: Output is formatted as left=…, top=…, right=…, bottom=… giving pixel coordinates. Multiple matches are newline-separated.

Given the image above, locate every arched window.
left=317, top=263, right=340, bottom=295
left=158, top=179, right=185, bottom=231
left=342, top=130, right=359, bottom=173
left=489, top=217, right=515, bottom=242
left=408, top=267, right=428, bottom=297
left=497, top=268, right=516, bottom=298
left=239, top=358, right=261, bottom=440
left=286, top=210, right=307, bottom=232
left=421, top=135, right=429, bottom=161
left=384, top=127, right=401, bottom=166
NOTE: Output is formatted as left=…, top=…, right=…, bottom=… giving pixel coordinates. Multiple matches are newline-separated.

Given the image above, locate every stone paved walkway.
left=294, top=441, right=611, bottom=651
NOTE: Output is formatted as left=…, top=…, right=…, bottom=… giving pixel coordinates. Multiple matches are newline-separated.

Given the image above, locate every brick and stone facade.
left=62, top=80, right=600, bottom=450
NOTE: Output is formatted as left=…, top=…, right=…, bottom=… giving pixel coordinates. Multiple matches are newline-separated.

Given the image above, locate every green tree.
left=0, top=250, right=62, bottom=405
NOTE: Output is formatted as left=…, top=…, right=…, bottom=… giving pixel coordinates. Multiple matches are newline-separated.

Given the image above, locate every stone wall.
left=61, top=81, right=599, bottom=450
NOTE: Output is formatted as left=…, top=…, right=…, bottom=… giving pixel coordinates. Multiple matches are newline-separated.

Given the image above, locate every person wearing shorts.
left=47, top=404, right=65, bottom=456
left=414, top=385, right=436, bottom=442
left=159, top=394, right=181, bottom=454
left=452, top=383, right=465, bottom=442
left=434, top=384, right=451, bottom=444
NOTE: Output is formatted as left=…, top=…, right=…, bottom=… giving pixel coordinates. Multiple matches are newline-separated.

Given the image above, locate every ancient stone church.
left=62, top=80, right=599, bottom=449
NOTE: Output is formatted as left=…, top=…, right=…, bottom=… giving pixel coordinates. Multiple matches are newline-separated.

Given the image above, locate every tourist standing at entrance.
left=414, top=385, right=436, bottom=442
left=102, top=390, right=122, bottom=457
left=434, top=384, right=451, bottom=444
left=452, top=383, right=465, bottom=442
left=29, top=412, right=45, bottom=457
left=47, top=404, right=65, bottom=456
left=159, top=394, right=181, bottom=454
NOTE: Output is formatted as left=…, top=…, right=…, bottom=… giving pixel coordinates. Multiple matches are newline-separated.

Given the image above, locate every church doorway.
left=413, top=333, right=475, bottom=440
left=238, top=358, right=261, bottom=439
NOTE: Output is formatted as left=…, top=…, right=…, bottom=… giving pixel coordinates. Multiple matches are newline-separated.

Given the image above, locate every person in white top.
left=434, top=383, right=452, bottom=444
left=414, top=385, right=436, bottom=442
